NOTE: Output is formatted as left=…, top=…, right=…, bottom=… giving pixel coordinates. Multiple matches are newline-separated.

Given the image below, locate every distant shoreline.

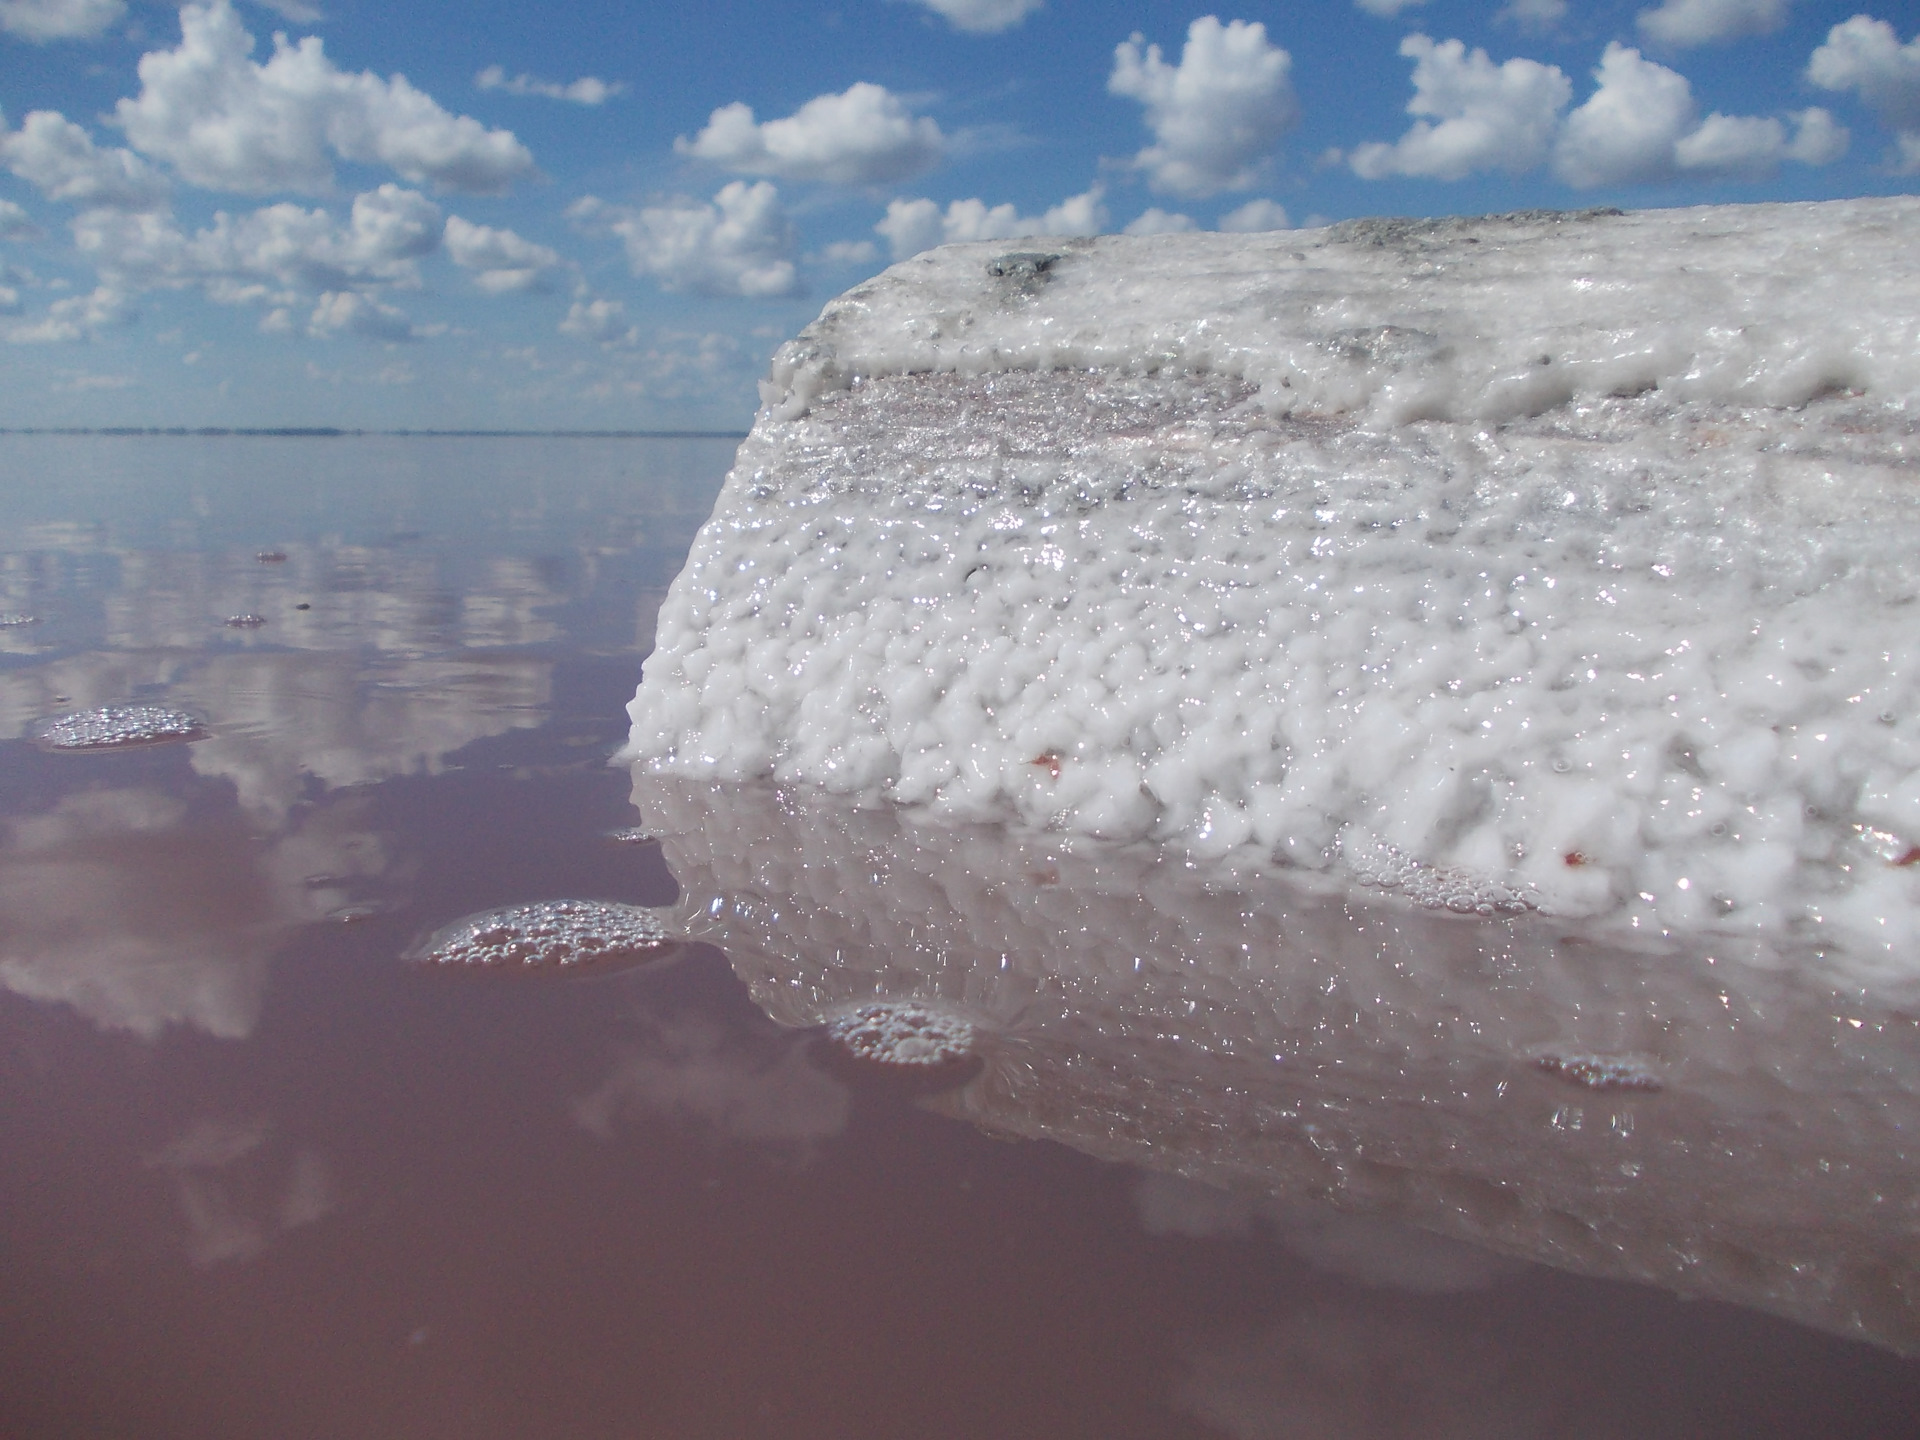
left=0, top=427, right=750, bottom=439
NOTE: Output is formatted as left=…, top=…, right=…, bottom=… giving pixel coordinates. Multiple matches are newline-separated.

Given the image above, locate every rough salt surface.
left=626, top=199, right=1920, bottom=984
left=823, top=1001, right=977, bottom=1067
left=412, top=899, right=672, bottom=970
left=38, top=705, right=205, bottom=750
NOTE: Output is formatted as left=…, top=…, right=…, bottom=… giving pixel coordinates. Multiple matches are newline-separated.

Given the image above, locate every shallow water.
left=1, top=435, right=1917, bottom=1438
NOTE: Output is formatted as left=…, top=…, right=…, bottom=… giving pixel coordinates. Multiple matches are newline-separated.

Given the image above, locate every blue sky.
left=0, top=0, right=1914, bottom=429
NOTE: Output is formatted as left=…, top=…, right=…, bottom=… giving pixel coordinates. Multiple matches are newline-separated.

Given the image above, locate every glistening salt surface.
left=37, top=705, right=205, bottom=750
left=412, top=899, right=672, bottom=970
left=626, top=198, right=1920, bottom=987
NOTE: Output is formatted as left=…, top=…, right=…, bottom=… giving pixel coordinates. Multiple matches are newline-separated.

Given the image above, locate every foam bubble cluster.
left=0, top=613, right=35, bottom=627
left=224, top=614, right=267, bottom=629
left=411, top=899, right=673, bottom=971
left=823, top=1001, right=977, bottom=1068
left=38, top=705, right=206, bottom=751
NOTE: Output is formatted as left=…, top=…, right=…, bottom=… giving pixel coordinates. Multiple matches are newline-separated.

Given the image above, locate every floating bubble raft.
left=823, top=1001, right=978, bottom=1069
left=256, top=550, right=287, bottom=563
left=1535, top=1054, right=1663, bottom=1092
left=224, top=614, right=267, bottom=629
left=410, top=899, right=673, bottom=972
left=604, top=826, right=655, bottom=845
left=0, top=613, right=36, bottom=627
left=37, top=705, right=206, bottom=751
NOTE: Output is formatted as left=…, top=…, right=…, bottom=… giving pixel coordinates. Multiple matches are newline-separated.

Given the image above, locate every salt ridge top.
left=627, top=199, right=1920, bottom=986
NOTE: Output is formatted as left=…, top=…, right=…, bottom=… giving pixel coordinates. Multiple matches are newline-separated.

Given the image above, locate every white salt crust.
left=823, top=1000, right=977, bottom=1067
left=412, top=899, right=672, bottom=970
left=38, top=705, right=206, bottom=750
left=626, top=199, right=1920, bottom=983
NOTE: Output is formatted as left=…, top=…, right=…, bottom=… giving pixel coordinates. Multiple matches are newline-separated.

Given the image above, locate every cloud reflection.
left=144, top=1117, right=337, bottom=1267
left=573, top=1013, right=849, bottom=1151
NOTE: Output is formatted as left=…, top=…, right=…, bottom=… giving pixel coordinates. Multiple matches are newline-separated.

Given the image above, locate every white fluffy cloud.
left=1636, top=0, right=1789, bottom=49
left=1216, top=197, right=1290, bottom=231
left=307, top=289, right=413, bottom=341
left=1109, top=17, right=1298, bottom=198
left=442, top=215, right=558, bottom=292
left=1809, top=15, right=1920, bottom=170
left=5, top=284, right=133, bottom=342
left=677, top=83, right=944, bottom=187
left=874, top=186, right=1107, bottom=259
left=907, top=0, right=1042, bottom=34
left=1349, top=35, right=1572, bottom=180
left=114, top=0, right=533, bottom=195
left=582, top=182, right=798, bottom=298
left=474, top=66, right=622, bottom=106
left=1554, top=42, right=1844, bottom=183
left=1, top=111, right=170, bottom=211
left=0, top=199, right=39, bottom=239
left=558, top=295, right=633, bottom=344
left=1355, top=0, right=1426, bottom=15
left=0, top=0, right=122, bottom=41
left=1123, top=207, right=1196, bottom=235
left=74, top=183, right=443, bottom=295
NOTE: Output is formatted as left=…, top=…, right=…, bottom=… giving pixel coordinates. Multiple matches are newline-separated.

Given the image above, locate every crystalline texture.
left=626, top=199, right=1920, bottom=987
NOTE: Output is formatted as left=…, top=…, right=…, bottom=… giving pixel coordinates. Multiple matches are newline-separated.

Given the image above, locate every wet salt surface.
left=1, top=435, right=1918, bottom=1438
left=36, top=703, right=205, bottom=750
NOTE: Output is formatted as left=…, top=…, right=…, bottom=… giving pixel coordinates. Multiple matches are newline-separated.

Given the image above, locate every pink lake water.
left=1, top=435, right=1917, bottom=1439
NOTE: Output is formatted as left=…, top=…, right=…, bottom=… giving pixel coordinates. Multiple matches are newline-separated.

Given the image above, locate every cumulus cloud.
left=581, top=181, right=798, bottom=298
left=1354, top=0, right=1426, bottom=14
left=442, top=214, right=557, bottom=292
left=1554, top=42, right=1843, bottom=183
left=816, top=238, right=879, bottom=266
left=1123, top=207, right=1196, bottom=235
left=1349, top=35, right=1572, bottom=180
left=907, top=0, right=1041, bottom=32
left=874, top=185, right=1107, bottom=259
left=677, top=83, right=944, bottom=187
left=474, top=65, right=622, bottom=105
left=5, top=283, right=131, bottom=341
left=1808, top=15, right=1920, bottom=170
left=558, top=295, right=632, bottom=344
left=1109, top=17, right=1298, bottom=198
left=0, top=0, right=122, bottom=41
left=1637, top=0, right=1789, bottom=49
left=76, top=183, right=444, bottom=294
left=0, top=200, right=37, bottom=239
left=307, top=288, right=413, bottom=340
left=115, top=0, right=533, bottom=195
left=1, top=111, right=170, bottom=211
left=1216, top=197, right=1290, bottom=231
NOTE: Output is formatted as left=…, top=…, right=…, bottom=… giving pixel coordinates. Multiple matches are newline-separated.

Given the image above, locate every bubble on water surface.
left=604, top=826, right=655, bottom=845
left=224, top=614, right=267, bottom=629
left=1535, top=1054, right=1663, bottom=1092
left=256, top=550, right=287, bottom=563
left=37, top=705, right=207, bottom=751
left=410, top=899, right=674, bottom=972
left=0, top=613, right=35, bottom=627
left=823, top=1001, right=979, bottom=1070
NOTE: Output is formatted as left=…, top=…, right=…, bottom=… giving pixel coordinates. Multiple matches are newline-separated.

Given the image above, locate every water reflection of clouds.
left=1136, top=1174, right=1521, bottom=1295
left=144, top=1117, right=336, bottom=1268
left=574, top=1014, right=849, bottom=1152
left=0, top=527, right=562, bottom=1036
left=0, top=786, right=397, bottom=1038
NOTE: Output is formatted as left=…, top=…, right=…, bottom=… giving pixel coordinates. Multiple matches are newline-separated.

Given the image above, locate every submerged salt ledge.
left=626, top=199, right=1920, bottom=983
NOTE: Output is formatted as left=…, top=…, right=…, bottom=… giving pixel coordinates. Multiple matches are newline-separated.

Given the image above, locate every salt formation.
left=38, top=705, right=206, bottom=750
left=822, top=1000, right=978, bottom=1068
left=411, top=899, right=672, bottom=971
left=627, top=198, right=1920, bottom=980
